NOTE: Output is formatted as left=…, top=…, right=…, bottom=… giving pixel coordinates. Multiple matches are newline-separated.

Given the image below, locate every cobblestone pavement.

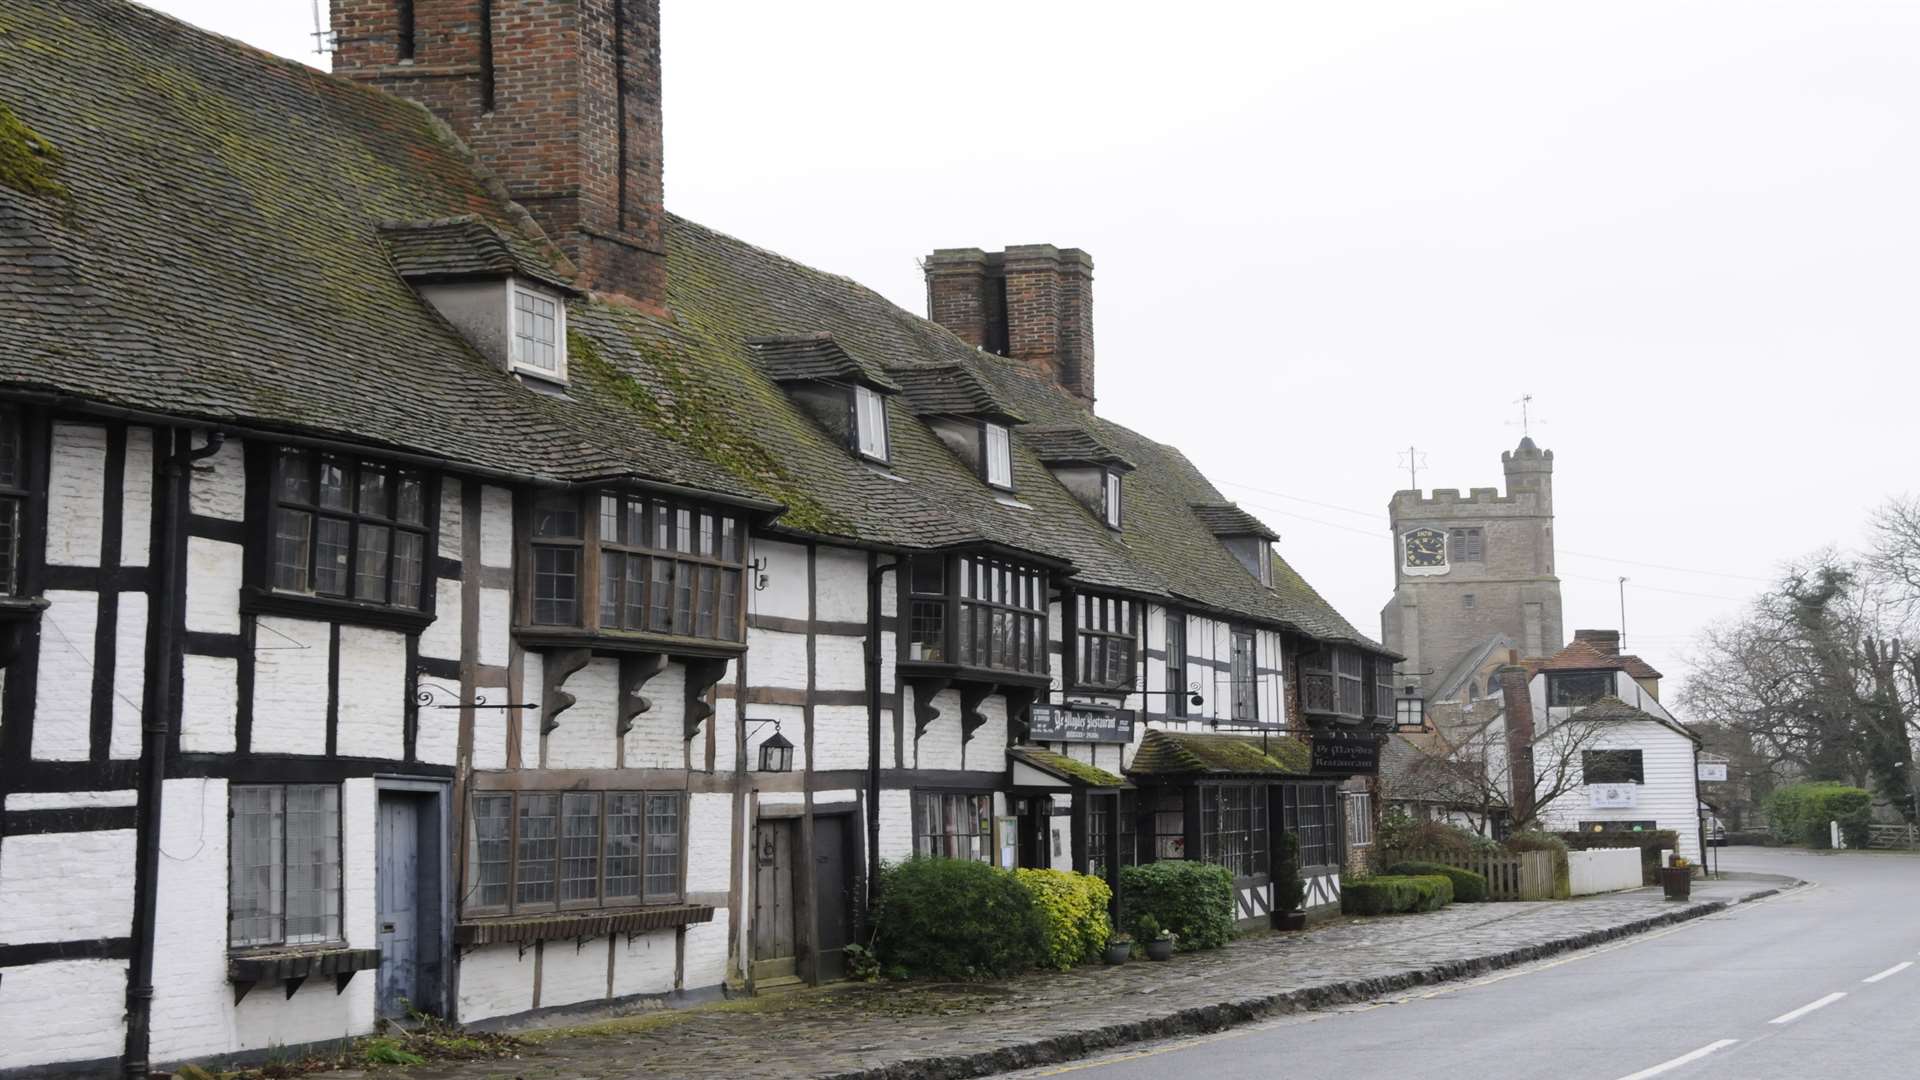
left=379, top=874, right=1792, bottom=1080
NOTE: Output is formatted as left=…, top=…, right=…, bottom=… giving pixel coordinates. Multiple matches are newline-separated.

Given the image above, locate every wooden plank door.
left=376, top=793, right=422, bottom=1019
left=753, top=820, right=797, bottom=980
left=811, top=815, right=850, bottom=982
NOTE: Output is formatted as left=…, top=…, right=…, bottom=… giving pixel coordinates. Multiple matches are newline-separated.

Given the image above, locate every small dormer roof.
left=1022, top=425, right=1133, bottom=471
left=377, top=216, right=579, bottom=293
left=1189, top=502, right=1279, bottom=542
left=888, top=363, right=1025, bottom=424
left=747, top=333, right=901, bottom=392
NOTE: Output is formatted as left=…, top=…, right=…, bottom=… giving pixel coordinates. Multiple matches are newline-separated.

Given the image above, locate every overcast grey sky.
left=145, top=1, right=1920, bottom=686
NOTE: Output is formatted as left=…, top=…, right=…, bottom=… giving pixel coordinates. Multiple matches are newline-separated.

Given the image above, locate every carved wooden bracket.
left=617, top=652, right=669, bottom=737
left=1002, top=686, right=1038, bottom=740
left=541, top=648, right=592, bottom=736
left=683, top=658, right=731, bottom=741
left=907, top=676, right=952, bottom=739
left=959, top=683, right=996, bottom=745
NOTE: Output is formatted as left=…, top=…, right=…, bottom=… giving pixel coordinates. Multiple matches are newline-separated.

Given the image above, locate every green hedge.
left=1118, top=861, right=1235, bottom=952
left=1014, top=868, right=1112, bottom=970
left=1557, top=829, right=1681, bottom=885
left=1342, top=874, right=1454, bottom=915
left=1767, top=783, right=1872, bottom=849
left=1386, top=861, right=1488, bottom=903
left=873, top=858, right=1046, bottom=979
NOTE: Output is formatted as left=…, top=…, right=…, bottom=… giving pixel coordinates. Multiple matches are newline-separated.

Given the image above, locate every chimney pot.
left=925, top=244, right=1095, bottom=407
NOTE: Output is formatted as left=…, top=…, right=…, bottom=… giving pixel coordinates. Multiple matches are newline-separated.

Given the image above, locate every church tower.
left=1380, top=438, right=1564, bottom=693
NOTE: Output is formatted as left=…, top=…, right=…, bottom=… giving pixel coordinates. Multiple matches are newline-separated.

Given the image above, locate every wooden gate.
left=1394, top=849, right=1555, bottom=901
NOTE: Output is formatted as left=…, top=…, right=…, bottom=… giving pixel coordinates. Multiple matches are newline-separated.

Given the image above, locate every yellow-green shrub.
left=1014, top=868, right=1113, bottom=970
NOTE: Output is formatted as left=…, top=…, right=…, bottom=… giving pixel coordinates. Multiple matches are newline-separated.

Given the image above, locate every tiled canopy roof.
left=1531, top=639, right=1663, bottom=680
left=747, top=333, right=901, bottom=392
left=1009, top=746, right=1125, bottom=787
left=888, top=363, right=1024, bottom=423
left=1021, top=425, right=1134, bottom=470
left=378, top=216, right=577, bottom=292
left=1126, top=730, right=1311, bottom=777
left=1190, top=503, right=1279, bottom=541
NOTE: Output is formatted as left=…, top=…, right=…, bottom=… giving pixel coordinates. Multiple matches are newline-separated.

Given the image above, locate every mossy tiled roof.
left=747, top=333, right=901, bottom=392
left=1126, top=730, right=1312, bottom=777
left=1009, top=747, right=1125, bottom=787
left=889, top=363, right=1024, bottom=423
left=379, top=217, right=576, bottom=292
left=1190, top=503, right=1279, bottom=541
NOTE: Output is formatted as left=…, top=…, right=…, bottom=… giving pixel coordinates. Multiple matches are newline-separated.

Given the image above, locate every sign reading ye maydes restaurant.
left=1311, top=732, right=1381, bottom=774
left=1028, top=705, right=1136, bottom=744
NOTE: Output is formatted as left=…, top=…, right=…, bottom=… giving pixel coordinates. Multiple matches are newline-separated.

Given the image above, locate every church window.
left=1448, top=527, right=1484, bottom=562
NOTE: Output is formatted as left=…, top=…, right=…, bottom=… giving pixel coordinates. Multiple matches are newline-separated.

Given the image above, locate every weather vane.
left=1397, top=446, right=1427, bottom=490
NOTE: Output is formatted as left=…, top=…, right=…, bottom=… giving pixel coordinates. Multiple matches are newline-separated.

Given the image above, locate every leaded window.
left=271, top=450, right=429, bottom=608
left=1074, top=593, right=1137, bottom=691
left=1200, top=783, right=1269, bottom=879
left=905, top=553, right=1048, bottom=675
left=0, top=408, right=23, bottom=596
left=467, top=790, right=683, bottom=915
left=1166, top=614, right=1188, bottom=719
left=1231, top=629, right=1258, bottom=721
left=529, top=490, right=745, bottom=642
left=1281, top=783, right=1342, bottom=868
left=912, top=791, right=993, bottom=862
left=229, top=784, right=341, bottom=948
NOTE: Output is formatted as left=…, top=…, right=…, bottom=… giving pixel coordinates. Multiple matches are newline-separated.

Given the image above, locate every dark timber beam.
left=683, top=658, right=730, bottom=740
left=541, top=647, right=592, bottom=736
left=907, top=676, right=951, bottom=739
left=959, top=683, right=995, bottom=744
left=617, top=652, right=669, bottom=736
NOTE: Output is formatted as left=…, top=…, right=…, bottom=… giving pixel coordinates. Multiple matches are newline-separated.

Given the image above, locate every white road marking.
left=1863, top=961, right=1912, bottom=983
left=1768, top=991, right=1846, bottom=1024
left=1615, top=1039, right=1740, bottom=1080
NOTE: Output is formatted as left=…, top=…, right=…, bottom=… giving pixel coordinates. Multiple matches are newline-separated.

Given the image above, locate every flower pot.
left=1105, top=941, right=1133, bottom=965
left=1276, top=910, right=1307, bottom=932
left=1660, top=866, right=1692, bottom=901
left=1145, top=937, right=1175, bottom=962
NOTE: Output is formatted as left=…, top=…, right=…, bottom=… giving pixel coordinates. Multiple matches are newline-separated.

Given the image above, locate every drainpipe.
left=124, top=429, right=225, bottom=1079
left=864, top=558, right=898, bottom=919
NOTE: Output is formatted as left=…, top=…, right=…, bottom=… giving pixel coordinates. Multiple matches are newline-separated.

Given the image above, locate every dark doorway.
left=376, top=789, right=442, bottom=1019
left=1017, top=796, right=1052, bottom=869
left=810, top=813, right=854, bottom=982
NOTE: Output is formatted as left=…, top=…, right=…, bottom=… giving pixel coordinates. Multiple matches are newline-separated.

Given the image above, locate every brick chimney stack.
left=1497, top=659, right=1537, bottom=824
left=925, top=245, right=1096, bottom=407
left=1573, top=629, right=1621, bottom=657
left=333, top=0, right=668, bottom=310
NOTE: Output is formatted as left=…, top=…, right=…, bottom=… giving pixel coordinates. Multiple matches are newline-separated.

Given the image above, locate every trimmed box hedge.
left=1342, top=874, right=1454, bottom=915
left=873, top=858, right=1046, bottom=979
left=1385, top=861, right=1489, bottom=903
left=1118, top=861, right=1235, bottom=952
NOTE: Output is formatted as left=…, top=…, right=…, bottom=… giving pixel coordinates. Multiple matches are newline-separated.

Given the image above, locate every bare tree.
left=1386, top=710, right=1623, bottom=835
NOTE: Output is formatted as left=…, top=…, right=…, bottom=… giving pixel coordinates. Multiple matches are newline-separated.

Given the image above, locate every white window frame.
left=854, top=385, right=889, bottom=461
left=984, top=422, right=1012, bottom=489
left=1103, top=470, right=1123, bottom=528
left=509, top=279, right=568, bottom=383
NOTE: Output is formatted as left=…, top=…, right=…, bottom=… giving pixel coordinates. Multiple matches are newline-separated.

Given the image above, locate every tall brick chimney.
left=333, top=0, right=667, bottom=309
left=1497, top=659, right=1537, bottom=824
left=1572, top=629, right=1621, bottom=657
left=925, top=245, right=1095, bottom=407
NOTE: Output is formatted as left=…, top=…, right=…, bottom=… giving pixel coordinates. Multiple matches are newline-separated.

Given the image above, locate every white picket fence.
left=1568, top=848, right=1643, bottom=896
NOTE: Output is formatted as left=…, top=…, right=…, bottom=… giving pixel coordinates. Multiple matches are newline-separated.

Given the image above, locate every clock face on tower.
left=1403, top=527, right=1448, bottom=576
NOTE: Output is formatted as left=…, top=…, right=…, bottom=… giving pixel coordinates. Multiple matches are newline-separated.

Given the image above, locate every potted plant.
left=1105, top=930, right=1133, bottom=965
left=1660, top=855, right=1692, bottom=901
left=1137, top=914, right=1175, bottom=961
left=1274, top=832, right=1308, bottom=931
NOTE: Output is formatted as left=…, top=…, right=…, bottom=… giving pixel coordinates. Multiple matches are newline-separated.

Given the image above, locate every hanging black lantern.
left=758, top=726, right=795, bottom=773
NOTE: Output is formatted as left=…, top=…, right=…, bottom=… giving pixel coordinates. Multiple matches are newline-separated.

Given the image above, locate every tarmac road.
left=1002, top=848, right=1920, bottom=1080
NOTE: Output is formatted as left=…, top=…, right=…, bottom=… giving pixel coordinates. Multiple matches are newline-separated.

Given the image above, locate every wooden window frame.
left=465, top=789, right=686, bottom=918
left=1069, top=591, right=1138, bottom=693
left=1199, top=782, right=1268, bottom=879
left=508, top=279, right=568, bottom=384
left=1165, top=612, right=1188, bottom=719
left=904, top=552, right=1049, bottom=677
left=523, top=489, right=748, bottom=645
left=982, top=421, right=1013, bottom=490
left=910, top=790, right=994, bottom=863
left=228, top=783, right=344, bottom=950
left=1281, top=782, right=1342, bottom=869
left=1230, top=629, right=1259, bottom=721
left=1102, top=469, right=1123, bottom=529
left=853, top=384, right=890, bottom=463
left=1582, top=749, right=1645, bottom=786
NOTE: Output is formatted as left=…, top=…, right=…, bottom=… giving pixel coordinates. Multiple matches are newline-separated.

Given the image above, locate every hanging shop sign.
left=1589, top=783, right=1640, bottom=809
left=1028, top=705, right=1136, bottom=744
left=1311, top=732, right=1381, bottom=774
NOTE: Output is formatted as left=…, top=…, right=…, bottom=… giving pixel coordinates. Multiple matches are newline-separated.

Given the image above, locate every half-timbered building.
left=0, top=2, right=1395, bottom=1075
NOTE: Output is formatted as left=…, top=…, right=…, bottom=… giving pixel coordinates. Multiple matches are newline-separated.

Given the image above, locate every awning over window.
left=1010, top=746, right=1126, bottom=788
left=1124, top=730, right=1311, bottom=778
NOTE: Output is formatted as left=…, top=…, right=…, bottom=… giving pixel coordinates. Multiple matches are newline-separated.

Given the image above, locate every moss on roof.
left=1127, top=730, right=1311, bottom=777
left=0, top=101, right=66, bottom=207
left=1011, top=746, right=1125, bottom=787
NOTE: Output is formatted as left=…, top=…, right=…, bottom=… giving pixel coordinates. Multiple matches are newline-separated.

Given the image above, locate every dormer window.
left=984, top=423, right=1012, bottom=489
left=1103, top=470, right=1122, bottom=529
left=1190, top=503, right=1280, bottom=587
left=855, top=385, right=889, bottom=461
left=510, top=281, right=567, bottom=382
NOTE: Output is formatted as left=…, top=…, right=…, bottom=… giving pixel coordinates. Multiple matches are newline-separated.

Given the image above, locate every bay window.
left=1073, top=592, right=1137, bottom=691
left=270, top=449, right=430, bottom=609
left=526, top=489, right=745, bottom=642
left=467, top=790, right=683, bottom=915
left=904, top=552, right=1047, bottom=675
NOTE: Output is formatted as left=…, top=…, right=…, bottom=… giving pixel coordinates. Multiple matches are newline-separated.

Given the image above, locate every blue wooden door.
left=377, top=793, right=421, bottom=1018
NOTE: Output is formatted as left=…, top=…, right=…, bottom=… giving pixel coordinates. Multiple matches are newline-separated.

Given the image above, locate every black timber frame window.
left=1583, top=749, right=1645, bottom=785
left=1279, top=782, right=1343, bottom=869
left=1548, top=671, right=1614, bottom=708
left=1151, top=789, right=1186, bottom=859
left=229, top=784, right=342, bottom=948
left=467, top=790, right=684, bottom=916
left=0, top=406, right=31, bottom=597
left=270, top=449, right=431, bottom=610
left=1304, top=644, right=1367, bottom=722
left=1166, top=613, right=1188, bottom=719
left=1448, top=527, right=1484, bottom=562
left=905, top=552, right=1048, bottom=675
left=1230, top=629, right=1259, bottom=721
left=1072, top=592, right=1138, bottom=692
left=528, top=490, right=746, bottom=642
left=1200, top=783, right=1268, bottom=878
left=1364, top=653, right=1396, bottom=725
left=912, top=791, right=994, bottom=862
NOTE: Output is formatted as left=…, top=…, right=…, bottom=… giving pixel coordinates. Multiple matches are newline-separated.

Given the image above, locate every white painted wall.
left=1568, top=848, right=1643, bottom=895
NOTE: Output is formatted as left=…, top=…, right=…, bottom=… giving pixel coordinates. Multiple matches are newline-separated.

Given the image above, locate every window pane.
left=625, top=556, right=648, bottom=630
left=674, top=559, right=694, bottom=634
left=720, top=517, right=738, bottom=563
left=391, top=531, right=424, bottom=608
left=277, top=449, right=312, bottom=503
left=356, top=466, right=389, bottom=518
left=606, top=794, right=643, bottom=899
left=533, top=495, right=580, bottom=539
left=652, top=499, right=672, bottom=549
left=229, top=785, right=283, bottom=947
left=395, top=474, right=425, bottom=525
left=645, top=795, right=681, bottom=900
left=516, top=794, right=560, bottom=906
left=273, top=508, right=312, bottom=592
left=354, top=523, right=390, bottom=602
left=600, top=494, right=620, bottom=545
left=718, top=569, right=741, bottom=640
left=699, top=513, right=716, bottom=556
left=514, top=287, right=560, bottom=372
left=314, top=517, right=350, bottom=595
left=0, top=495, right=17, bottom=595
left=624, top=497, right=646, bottom=547
left=675, top=509, right=693, bottom=554
left=650, top=559, right=674, bottom=631
left=696, top=565, right=718, bottom=638
left=600, top=550, right=622, bottom=627
left=559, top=793, right=601, bottom=903
left=318, top=457, right=349, bottom=511
left=472, top=794, right=513, bottom=909
left=986, top=424, right=1011, bottom=487
left=532, top=546, right=579, bottom=625
left=283, top=785, right=340, bottom=944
